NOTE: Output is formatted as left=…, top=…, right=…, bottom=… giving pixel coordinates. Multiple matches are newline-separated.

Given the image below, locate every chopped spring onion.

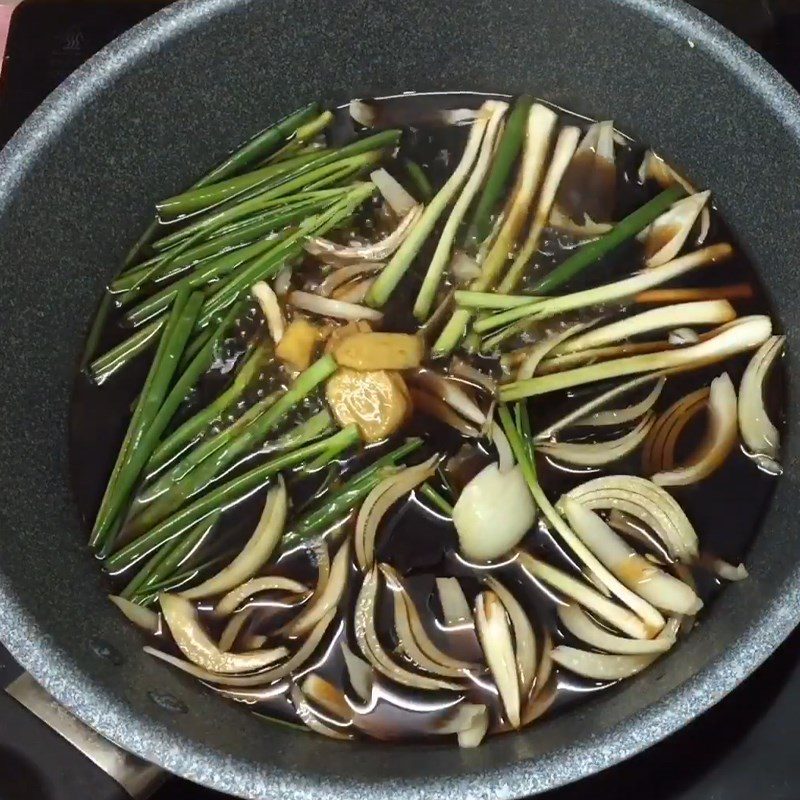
left=288, top=290, right=384, bottom=322
left=370, top=168, right=417, bottom=217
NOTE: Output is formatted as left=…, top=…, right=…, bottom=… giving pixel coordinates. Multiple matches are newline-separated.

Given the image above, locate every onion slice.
left=353, top=567, right=460, bottom=691
left=182, top=481, right=287, bottom=600
left=651, top=372, right=737, bottom=486
left=406, top=370, right=487, bottom=425
left=317, top=262, right=384, bottom=297
left=560, top=498, right=702, bottom=615
left=355, top=456, right=438, bottom=571
left=475, top=591, right=521, bottom=728
left=484, top=576, right=537, bottom=698
left=159, top=593, right=288, bottom=674
left=144, top=607, right=336, bottom=687
left=539, top=413, right=654, bottom=467
left=554, top=301, right=735, bottom=355
left=565, top=475, right=698, bottom=563
left=302, top=674, right=355, bottom=722
left=551, top=618, right=680, bottom=680
left=642, top=385, right=710, bottom=474
left=109, top=595, right=159, bottom=634
left=451, top=250, right=482, bottom=284
left=436, top=577, right=474, bottom=627
left=288, top=290, right=383, bottom=322
left=448, top=703, right=490, bottom=748
left=291, top=682, right=354, bottom=740
left=535, top=375, right=665, bottom=439
left=409, top=389, right=481, bottom=437
left=218, top=608, right=254, bottom=652
left=370, top=168, right=416, bottom=217
left=521, top=677, right=557, bottom=726
left=450, top=355, right=497, bottom=394
left=306, top=205, right=421, bottom=263
left=341, top=640, right=374, bottom=701
left=558, top=604, right=675, bottom=654
left=533, top=629, right=553, bottom=699
left=518, top=552, right=652, bottom=639
left=284, top=540, right=350, bottom=636
left=381, top=564, right=475, bottom=677
left=251, top=281, right=285, bottom=344
left=738, top=335, right=785, bottom=475
left=215, top=576, right=310, bottom=618
left=643, top=191, right=711, bottom=267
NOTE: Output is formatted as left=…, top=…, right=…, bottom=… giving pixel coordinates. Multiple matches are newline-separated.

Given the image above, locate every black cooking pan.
left=0, top=0, right=798, bottom=797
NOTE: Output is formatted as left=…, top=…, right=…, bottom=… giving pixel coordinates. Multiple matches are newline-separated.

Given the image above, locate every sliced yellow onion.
left=484, top=576, right=537, bottom=698
left=370, top=168, right=417, bottom=217
left=518, top=552, right=652, bottom=639
left=701, top=555, right=749, bottom=582
left=535, top=375, right=665, bottom=439
left=218, top=608, right=254, bottom=652
left=381, top=564, right=475, bottom=678
left=159, top=593, right=288, bottom=674
left=533, top=628, right=553, bottom=699
left=109, top=595, right=159, bottom=634
left=643, top=191, right=711, bottom=267
left=302, top=674, right=354, bottom=722
left=565, top=475, right=698, bottom=562
left=453, top=464, right=537, bottom=562
left=284, top=540, right=350, bottom=636
left=450, top=355, right=497, bottom=394
left=529, top=484, right=665, bottom=634
left=333, top=277, right=374, bottom=304
left=355, top=456, right=438, bottom=571
left=144, top=606, right=335, bottom=687
left=341, top=640, right=374, bottom=702
left=406, top=370, right=487, bottom=425
left=317, top=262, right=384, bottom=297
left=539, top=413, right=654, bottom=467
left=353, top=567, right=460, bottom=691
left=554, top=301, right=735, bottom=356
left=558, top=603, right=674, bottom=654
left=436, top=577, right=474, bottom=627
left=215, top=576, right=310, bottom=618
left=251, top=280, right=285, bottom=344
left=652, top=372, right=737, bottom=486
left=436, top=702, right=490, bottom=748
left=349, top=99, right=480, bottom=128
left=739, top=335, right=785, bottom=475
left=408, top=389, right=481, bottom=437
left=521, top=676, right=557, bottom=726
left=182, top=481, right=287, bottom=600
left=642, top=385, right=710, bottom=474
left=288, top=290, right=383, bottom=322
left=475, top=591, right=520, bottom=728
left=639, top=150, right=710, bottom=245
left=290, top=682, right=354, bottom=740
left=537, top=341, right=675, bottom=375
left=560, top=498, right=702, bottom=615
left=551, top=617, right=680, bottom=680
left=517, top=321, right=595, bottom=381
left=490, top=421, right=515, bottom=474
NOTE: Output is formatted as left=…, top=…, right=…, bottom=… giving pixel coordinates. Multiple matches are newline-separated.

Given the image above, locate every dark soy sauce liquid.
left=70, top=92, right=786, bottom=741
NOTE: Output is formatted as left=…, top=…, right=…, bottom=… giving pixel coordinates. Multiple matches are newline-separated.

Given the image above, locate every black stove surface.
left=0, top=1, right=799, bottom=798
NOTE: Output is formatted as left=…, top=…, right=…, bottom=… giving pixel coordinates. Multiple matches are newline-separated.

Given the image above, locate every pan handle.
left=5, top=672, right=166, bottom=799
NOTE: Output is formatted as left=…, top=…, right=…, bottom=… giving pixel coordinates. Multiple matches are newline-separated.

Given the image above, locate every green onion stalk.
left=105, top=424, right=362, bottom=573
left=123, top=355, right=339, bottom=537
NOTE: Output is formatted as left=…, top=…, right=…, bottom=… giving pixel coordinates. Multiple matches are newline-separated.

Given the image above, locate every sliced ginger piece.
left=326, top=368, right=410, bottom=443
left=276, top=319, right=322, bottom=371
left=323, top=320, right=373, bottom=354
left=332, top=332, right=424, bottom=371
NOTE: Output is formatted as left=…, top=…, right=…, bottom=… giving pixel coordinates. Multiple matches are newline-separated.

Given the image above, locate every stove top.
left=0, top=1, right=799, bottom=798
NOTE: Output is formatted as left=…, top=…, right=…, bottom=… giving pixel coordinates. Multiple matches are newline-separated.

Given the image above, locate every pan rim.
left=0, top=0, right=799, bottom=797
